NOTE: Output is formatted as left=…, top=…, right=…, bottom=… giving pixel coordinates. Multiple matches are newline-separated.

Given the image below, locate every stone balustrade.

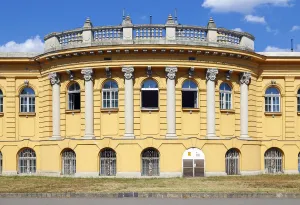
left=44, top=15, right=255, bottom=53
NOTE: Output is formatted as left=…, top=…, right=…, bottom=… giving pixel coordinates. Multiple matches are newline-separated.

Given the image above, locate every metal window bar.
left=142, top=148, right=159, bottom=176
left=18, top=148, right=36, bottom=174
left=100, top=149, right=117, bottom=176
left=62, top=150, right=76, bottom=175
left=225, top=149, right=240, bottom=175
left=264, top=148, right=283, bottom=174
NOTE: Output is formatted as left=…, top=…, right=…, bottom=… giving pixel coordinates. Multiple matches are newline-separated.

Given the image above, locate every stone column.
left=206, top=68, right=218, bottom=138
left=240, top=72, right=251, bottom=138
left=122, top=67, right=135, bottom=139
left=49, top=73, right=61, bottom=139
left=165, top=67, right=178, bottom=138
left=81, top=69, right=95, bottom=139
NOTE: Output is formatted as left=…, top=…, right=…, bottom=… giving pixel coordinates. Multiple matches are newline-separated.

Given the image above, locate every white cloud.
left=244, top=15, right=266, bottom=24
left=264, top=44, right=300, bottom=52
left=291, top=25, right=300, bottom=32
left=0, top=36, right=44, bottom=53
left=233, top=28, right=243, bottom=32
left=202, top=0, right=292, bottom=13
left=266, top=26, right=279, bottom=35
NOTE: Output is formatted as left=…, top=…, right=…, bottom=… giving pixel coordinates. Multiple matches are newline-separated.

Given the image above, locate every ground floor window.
left=0, top=152, right=2, bottom=174
left=298, top=153, right=300, bottom=173
left=264, top=148, right=283, bottom=174
left=62, top=149, right=76, bottom=175
left=225, top=149, right=240, bottom=175
left=18, top=148, right=36, bottom=174
left=141, top=148, right=159, bottom=176
left=100, top=148, right=116, bottom=176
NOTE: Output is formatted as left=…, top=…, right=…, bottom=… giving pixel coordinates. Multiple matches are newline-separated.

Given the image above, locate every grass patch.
left=0, top=175, right=300, bottom=193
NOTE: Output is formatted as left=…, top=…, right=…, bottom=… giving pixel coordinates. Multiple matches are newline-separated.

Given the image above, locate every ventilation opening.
left=104, top=57, right=112, bottom=60
left=182, top=91, right=197, bottom=108
left=189, top=57, right=196, bottom=61
left=141, top=90, right=158, bottom=109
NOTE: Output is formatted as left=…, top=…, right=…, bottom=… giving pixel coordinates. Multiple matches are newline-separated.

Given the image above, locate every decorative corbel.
left=146, top=66, right=152, bottom=77
left=24, top=80, right=29, bottom=87
left=66, top=70, right=74, bottom=81
left=105, top=67, right=112, bottom=78
left=226, top=70, right=233, bottom=81
left=188, top=67, right=195, bottom=78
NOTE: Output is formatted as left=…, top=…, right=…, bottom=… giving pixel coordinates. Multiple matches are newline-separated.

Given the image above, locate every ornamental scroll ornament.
left=122, top=67, right=134, bottom=80
left=240, top=72, right=251, bottom=85
left=81, top=69, right=93, bottom=81
left=206, top=68, right=218, bottom=81
left=165, top=67, right=178, bottom=80
left=48, top=73, right=60, bottom=85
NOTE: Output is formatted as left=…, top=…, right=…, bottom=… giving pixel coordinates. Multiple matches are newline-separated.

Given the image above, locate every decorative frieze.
left=240, top=72, right=251, bottom=85
left=81, top=69, right=93, bottom=81
left=165, top=67, right=178, bottom=80
left=206, top=68, right=218, bottom=81
left=122, top=67, right=134, bottom=80
left=48, top=73, right=60, bottom=85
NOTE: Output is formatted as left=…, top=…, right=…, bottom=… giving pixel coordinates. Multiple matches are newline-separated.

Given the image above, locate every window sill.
left=220, top=109, right=235, bottom=114
left=141, top=108, right=159, bottom=112
left=65, top=110, right=81, bottom=114
left=101, top=108, right=119, bottom=112
left=19, top=112, right=36, bottom=116
left=265, top=112, right=282, bottom=116
left=182, top=108, right=199, bottom=112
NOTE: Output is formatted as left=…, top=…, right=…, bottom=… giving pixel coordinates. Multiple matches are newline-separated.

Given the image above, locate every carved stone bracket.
left=122, top=67, right=134, bottom=80
left=105, top=67, right=112, bottom=78
left=240, top=72, right=251, bottom=85
left=206, top=68, right=218, bottom=81
left=81, top=69, right=93, bottom=81
left=24, top=80, right=29, bottom=87
left=226, top=70, right=233, bottom=81
left=48, top=72, right=61, bottom=85
left=188, top=67, right=195, bottom=78
left=146, top=66, right=152, bottom=77
left=165, top=67, right=178, bottom=80
left=66, top=70, right=74, bottom=81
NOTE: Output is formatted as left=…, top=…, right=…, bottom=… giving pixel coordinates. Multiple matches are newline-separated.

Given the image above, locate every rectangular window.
left=68, top=93, right=80, bottom=110
left=0, top=97, right=3, bottom=113
left=298, top=97, right=300, bottom=112
left=102, top=90, right=118, bottom=109
left=141, top=90, right=158, bottom=109
left=220, top=93, right=232, bottom=110
left=182, top=91, right=198, bottom=108
left=20, top=96, right=35, bottom=113
left=265, top=96, right=280, bottom=112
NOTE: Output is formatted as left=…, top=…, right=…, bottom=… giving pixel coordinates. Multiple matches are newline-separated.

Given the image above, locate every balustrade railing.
left=217, top=29, right=241, bottom=45
left=176, top=26, right=207, bottom=41
left=93, top=27, right=123, bottom=41
left=58, top=30, right=83, bottom=46
left=133, top=25, right=165, bottom=39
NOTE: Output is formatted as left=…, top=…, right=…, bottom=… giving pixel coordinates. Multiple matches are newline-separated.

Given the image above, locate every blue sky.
left=0, top=0, right=299, bottom=52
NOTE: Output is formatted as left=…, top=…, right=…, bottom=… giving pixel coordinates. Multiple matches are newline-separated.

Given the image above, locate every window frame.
left=225, top=149, right=240, bottom=175
left=219, top=83, right=232, bottom=110
left=102, top=80, right=119, bottom=109
left=18, top=148, right=36, bottom=174
left=0, top=152, right=2, bottom=175
left=100, top=148, right=117, bottom=176
left=61, top=149, right=76, bottom=176
left=141, top=148, right=160, bottom=176
left=20, top=88, right=35, bottom=113
left=141, top=79, right=159, bottom=110
left=297, top=90, right=300, bottom=112
left=67, top=83, right=81, bottom=111
left=265, top=87, right=281, bottom=113
left=264, top=148, right=283, bottom=174
left=182, top=80, right=198, bottom=109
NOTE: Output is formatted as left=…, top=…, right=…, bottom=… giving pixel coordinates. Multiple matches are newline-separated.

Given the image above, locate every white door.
left=182, top=148, right=205, bottom=177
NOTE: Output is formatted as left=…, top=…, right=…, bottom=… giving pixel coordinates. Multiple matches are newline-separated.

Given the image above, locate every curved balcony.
left=44, top=15, right=255, bottom=54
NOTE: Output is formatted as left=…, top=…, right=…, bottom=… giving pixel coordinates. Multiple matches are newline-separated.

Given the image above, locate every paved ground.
left=1, top=198, right=300, bottom=205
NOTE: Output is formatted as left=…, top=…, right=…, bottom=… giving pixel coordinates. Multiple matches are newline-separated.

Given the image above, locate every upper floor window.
left=297, top=89, right=300, bottom=112
left=0, top=90, right=3, bottom=113
left=182, top=80, right=198, bottom=108
left=20, top=88, right=35, bottom=113
left=220, top=83, right=232, bottom=110
left=265, top=87, right=280, bottom=112
left=102, top=80, right=118, bottom=109
left=68, top=83, right=80, bottom=110
left=141, top=79, right=158, bottom=109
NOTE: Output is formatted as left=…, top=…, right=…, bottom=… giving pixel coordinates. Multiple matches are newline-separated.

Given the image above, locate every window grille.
left=297, top=90, right=300, bottom=112
left=62, top=149, right=76, bottom=175
left=100, top=148, right=116, bottom=176
left=0, top=152, right=2, bottom=174
left=219, top=83, right=232, bottom=110
left=225, top=149, right=240, bottom=175
left=68, top=83, right=80, bottom=110
left=18, top=148, right=36, bottom=174
left=0, top=90, right=3, bottom=113
left=182, top=80, right=198, bottom=108
left=141, top=148, right=159, bottom=176
left=102, top=81, right=118, bottom=109
left=20, top=88, right=35, bottom=113
left=264, top=148, right=283, bottom=174
left=265, top=87, right=280, bottom=112
left=141, top=79, right=159, bottom=109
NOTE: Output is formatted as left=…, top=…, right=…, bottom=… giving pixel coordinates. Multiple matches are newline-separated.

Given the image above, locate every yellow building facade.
left=0, top=15, right=300, bottom=177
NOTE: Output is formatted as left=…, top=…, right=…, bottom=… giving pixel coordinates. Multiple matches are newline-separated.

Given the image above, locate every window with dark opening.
left=141, top=79, right=158, bottom=109
left=182, top=80, right=198, bottom=108
left=68, top=83, right=81, bottom=110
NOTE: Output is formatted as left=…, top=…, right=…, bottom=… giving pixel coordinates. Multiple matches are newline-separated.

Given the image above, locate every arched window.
left=0, top=152, right=2, bottom=174
left=100, top=148, right=116, bottom=176
left=265, top=87, right=280, bottom=112
left=0, top=90, right=3, bottom=113
left=219, top=83, right=232, bottom=110
left=141, top=79, right=159, bottom=109
left=225, top=149, right=240, bottom=175
left=182, top=80, right=198, bottom=108
left=68, top=83, right=80, bottom=110
left=18, top=148, right=36, bottom=174
left=264, top=148, right=283, bottom=174
left=102, top=80, right=118, bottom=109
left=297, top=89, right=300, bottom=112
left=141, top=148, right=159, bottom=176
left=62, top=149, right=76, bottom=175
left=20, top=88, right=35, bottom=113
